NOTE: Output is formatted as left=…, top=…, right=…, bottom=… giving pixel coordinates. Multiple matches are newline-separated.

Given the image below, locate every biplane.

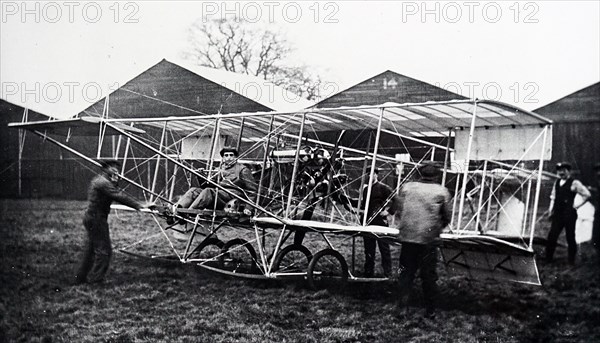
left=9, top=98, right=553, bottom=288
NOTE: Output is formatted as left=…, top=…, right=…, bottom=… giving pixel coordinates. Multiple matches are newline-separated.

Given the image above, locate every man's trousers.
left=545, top=211, right=578, bottom=264
left=75, top=214, right=112, bottom=284
left=397, top=242, right=439, bottom=311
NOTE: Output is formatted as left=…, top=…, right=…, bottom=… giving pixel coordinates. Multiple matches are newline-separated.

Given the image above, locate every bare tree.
left=184, top=18, right=322, bottom=101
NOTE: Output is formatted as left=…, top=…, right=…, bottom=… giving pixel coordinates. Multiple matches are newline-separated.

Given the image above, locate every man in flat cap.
left=174, top=146, right=257, bottom=215
left=395, top=161, right=451, bottom=319
left=545, top=162, right=591, bottom=265
left=76, top=160, right=154, bottom=284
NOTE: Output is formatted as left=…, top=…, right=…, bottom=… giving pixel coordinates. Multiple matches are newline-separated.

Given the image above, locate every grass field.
left=1, top=199, right=599, bottom=342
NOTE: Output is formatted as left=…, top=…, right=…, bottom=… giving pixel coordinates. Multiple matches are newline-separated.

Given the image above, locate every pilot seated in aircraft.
left=173, top=146, right=258, bottom=217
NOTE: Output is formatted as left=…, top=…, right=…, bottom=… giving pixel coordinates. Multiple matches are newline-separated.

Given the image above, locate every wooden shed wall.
left=535, top=82, right=600, bottom=186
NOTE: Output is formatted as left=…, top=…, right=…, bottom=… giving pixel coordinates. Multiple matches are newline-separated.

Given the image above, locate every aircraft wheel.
left=219, top=238, right=259, bottom=274
left=307, top=249, right=348, bottom=290
left=272, top=244, right=312, bottom=273
left=189, top=238, right=224, bottom=262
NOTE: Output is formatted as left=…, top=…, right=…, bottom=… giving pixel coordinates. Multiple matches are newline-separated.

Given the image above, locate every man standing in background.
left=545, top=162, right=591, bottom=265
left=361, top=168, right=398, bottom=278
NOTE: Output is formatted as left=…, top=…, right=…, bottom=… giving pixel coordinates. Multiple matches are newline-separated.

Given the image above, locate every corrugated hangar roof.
left=312, top=70, right=466, bottom=109
left=78, top=58, right=313, bottom=119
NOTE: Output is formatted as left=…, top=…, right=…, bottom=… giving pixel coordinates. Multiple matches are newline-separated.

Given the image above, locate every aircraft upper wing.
left=8, top=116, right=146, bottom=136
left=28, top=99, right=548, bottom=140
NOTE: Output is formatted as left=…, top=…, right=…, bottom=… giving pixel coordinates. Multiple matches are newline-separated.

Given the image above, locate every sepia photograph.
left=1, top=1, right=599, bottom=342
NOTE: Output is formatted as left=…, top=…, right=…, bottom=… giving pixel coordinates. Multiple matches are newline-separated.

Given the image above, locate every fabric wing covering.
left=9, top=99, right=552, bottom=140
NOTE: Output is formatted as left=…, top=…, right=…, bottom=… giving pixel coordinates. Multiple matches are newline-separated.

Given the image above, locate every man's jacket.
left=395, top=181, right=451, bottom=244
left=361, top=181, right=398, bottom=222
left=85, top=175, right=143, bottom=219
left=218, top=163, right=258, bottom=198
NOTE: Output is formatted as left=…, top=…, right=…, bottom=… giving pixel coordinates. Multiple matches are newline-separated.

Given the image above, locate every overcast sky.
left=1, top=1, right=598, bottom=118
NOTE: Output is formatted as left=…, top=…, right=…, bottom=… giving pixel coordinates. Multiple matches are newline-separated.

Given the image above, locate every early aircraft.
left=10, top=98, right=553, bottom=288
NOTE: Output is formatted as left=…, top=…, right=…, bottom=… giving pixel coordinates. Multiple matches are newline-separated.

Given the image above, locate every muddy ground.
left=1, top=199, right=599, bottom=342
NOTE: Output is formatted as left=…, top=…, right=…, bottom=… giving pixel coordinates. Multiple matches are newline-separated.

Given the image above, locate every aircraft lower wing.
left=252, top=217, right=399, bottom=235
left=439, top=233, right=540, bottom=286
left=114, top=205, right=541, bottom=285
left=254, top=217, right=541, bottom=285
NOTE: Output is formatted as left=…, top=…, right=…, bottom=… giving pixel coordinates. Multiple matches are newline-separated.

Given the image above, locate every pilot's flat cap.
left=219, top=146, right=239, bottom=157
